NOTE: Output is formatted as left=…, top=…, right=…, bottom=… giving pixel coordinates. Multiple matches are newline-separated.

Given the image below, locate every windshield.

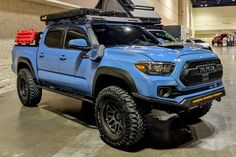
left=193, top=39, right=205, bottom=43
left=92, top=25, right=158, bottom=47
left=150, top=30, right=178, bottom=44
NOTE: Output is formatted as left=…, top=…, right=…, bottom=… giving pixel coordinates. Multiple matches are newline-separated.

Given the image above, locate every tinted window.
left=45, top=28, right=63, bottom=48
left=65, top=27, right=89, bottom=49
left=150, top=31, right=177, bottom=44
left=93, top=25, right=158, bottom=47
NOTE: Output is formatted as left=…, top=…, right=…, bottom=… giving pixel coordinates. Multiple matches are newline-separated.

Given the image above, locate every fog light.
left=158, top=87, right=171, bottom=98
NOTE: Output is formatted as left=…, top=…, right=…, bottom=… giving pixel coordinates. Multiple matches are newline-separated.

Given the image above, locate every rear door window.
left=45, top=27, right=64, bottom=48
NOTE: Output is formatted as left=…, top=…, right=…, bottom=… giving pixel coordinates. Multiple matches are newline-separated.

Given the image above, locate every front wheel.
left=178, top=102, right=212, bottom=120
left=95, top=86, right=146, bottom=148
left=17, top=69, right=42, bottom=107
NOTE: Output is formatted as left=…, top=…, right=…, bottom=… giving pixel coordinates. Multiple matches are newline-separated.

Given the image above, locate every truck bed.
left=11, top=45, right=39, bottom=77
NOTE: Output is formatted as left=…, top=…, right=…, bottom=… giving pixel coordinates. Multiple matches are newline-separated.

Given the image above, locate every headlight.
left=135, top=62, right=175, bottom=75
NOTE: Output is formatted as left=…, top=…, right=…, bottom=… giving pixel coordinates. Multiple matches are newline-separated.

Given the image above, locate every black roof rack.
left=40, top=8, right=131, bottom=25
left=40, top=8, right=101, bottom=22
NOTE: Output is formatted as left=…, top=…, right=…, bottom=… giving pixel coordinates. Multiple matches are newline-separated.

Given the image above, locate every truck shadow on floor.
left=130, top=116, right=215, bottom=151
left=41, top=101, right=216, bottom=151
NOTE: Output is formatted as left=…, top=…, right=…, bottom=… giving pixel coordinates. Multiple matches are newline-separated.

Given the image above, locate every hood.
left=106, top=45, right=213, bottom=62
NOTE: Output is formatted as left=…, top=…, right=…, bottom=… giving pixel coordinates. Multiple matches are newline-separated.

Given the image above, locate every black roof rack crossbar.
left=100, top=11, right=129, bottom=17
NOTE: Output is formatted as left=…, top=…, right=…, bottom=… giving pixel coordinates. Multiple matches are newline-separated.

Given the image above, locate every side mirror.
left=68, top=39, right=91, bottom=50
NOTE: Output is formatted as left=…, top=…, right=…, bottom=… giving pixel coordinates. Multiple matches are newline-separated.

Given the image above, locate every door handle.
left=39, top=53, right=45, bottom=58
left=60, top=55, right=67, bottom=61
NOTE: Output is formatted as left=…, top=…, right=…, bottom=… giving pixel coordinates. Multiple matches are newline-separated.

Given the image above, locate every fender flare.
left=17, top=57, right=35, bottom=78
left=92, top=67, right=137, bottom=96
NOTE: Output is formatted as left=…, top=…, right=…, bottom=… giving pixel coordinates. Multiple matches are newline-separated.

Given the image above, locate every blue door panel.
left=59, top=50, right=81, bottom=75
left=37, top=47, right=64, bottom=84
left=37, top=48, right=61, bottom=72
left=38, top=70, right=62, bottom=85
left=59, top=49, right=92, bottom=94
left=60, top=74, right=90, bottom=94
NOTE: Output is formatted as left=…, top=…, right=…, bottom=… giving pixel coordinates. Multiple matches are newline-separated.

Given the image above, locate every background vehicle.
left=212, top=36, right=223, bottom=46
left=12, top=8, right=225, bottom=149
left=186, top=38, right=212, bottom=51
left=212, top=34, right=228, bottom=46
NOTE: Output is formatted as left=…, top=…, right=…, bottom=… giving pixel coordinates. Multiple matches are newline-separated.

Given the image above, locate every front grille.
left=188, top=59, right=221, bottom=68
left=180, top=58, right=223, bottom=86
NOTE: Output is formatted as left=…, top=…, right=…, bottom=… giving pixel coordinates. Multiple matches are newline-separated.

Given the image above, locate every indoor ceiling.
left=191, top=0, right=236, bottom=7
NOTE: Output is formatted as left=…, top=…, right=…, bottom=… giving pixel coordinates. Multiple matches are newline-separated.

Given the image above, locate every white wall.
left=193, top=6, right=236, bottom=41
left=0, top=0, right=64, bottom=38
left=193, top=6, right=236, bottom=31
left=147, top=0, right=178, bottom=25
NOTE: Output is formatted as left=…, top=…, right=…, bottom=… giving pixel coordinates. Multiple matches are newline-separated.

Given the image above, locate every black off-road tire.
left=179, top=103, right=212, bottom=120
left=95, top=86, right=146, bottom=148
left=17, top=69, right=42, bottom=107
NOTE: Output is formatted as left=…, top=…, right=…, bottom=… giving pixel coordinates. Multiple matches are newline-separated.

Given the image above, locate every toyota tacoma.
left=12, top=8, right=225, bottom=148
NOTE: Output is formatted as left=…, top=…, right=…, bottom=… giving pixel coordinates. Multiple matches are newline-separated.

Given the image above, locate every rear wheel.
left=17, top=69, right=42, bottom=107
left=95, top=86, right=146, bottom=148
left=179, top=102, right=212, bottom=120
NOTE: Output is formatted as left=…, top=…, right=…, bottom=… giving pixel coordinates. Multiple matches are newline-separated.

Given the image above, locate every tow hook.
left=216, top=98, right=221, bottom=102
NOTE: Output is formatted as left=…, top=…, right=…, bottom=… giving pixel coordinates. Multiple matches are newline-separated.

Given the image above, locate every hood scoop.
left=159, top=42, right=184, bottom=49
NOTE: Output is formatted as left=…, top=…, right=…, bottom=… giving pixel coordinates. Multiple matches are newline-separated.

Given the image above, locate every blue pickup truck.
left=12, top=8, right=225, bottom=148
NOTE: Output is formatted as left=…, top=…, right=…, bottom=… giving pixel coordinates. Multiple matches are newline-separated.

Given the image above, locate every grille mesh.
left=181, top=59, right=223, bottom=86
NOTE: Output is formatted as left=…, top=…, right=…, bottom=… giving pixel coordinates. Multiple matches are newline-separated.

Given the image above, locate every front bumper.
left=132, top=88, right=225, bottom=113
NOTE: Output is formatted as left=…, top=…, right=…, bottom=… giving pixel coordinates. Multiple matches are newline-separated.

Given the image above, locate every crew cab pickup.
left=12, top=8, right=225, bottom=148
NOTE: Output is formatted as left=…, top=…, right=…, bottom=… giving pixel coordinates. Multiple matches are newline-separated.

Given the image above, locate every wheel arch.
left=17, top=57, right=35, bottom=78
left=93, top=67, right=137, bottom=97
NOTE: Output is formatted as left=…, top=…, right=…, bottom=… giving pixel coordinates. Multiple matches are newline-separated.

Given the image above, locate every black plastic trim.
left=93, top=67, right=137, bottom=96
left=157, top=82, right=222, bottom=98
left=37, top=84, right=94, bottom=104
left=132, top=88, right=225, bottom=113
left=17, top=57, right=35, bottom=78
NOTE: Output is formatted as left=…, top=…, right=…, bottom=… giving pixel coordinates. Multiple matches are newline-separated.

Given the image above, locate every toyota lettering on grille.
left=198, top=65, right=216, bottom=74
